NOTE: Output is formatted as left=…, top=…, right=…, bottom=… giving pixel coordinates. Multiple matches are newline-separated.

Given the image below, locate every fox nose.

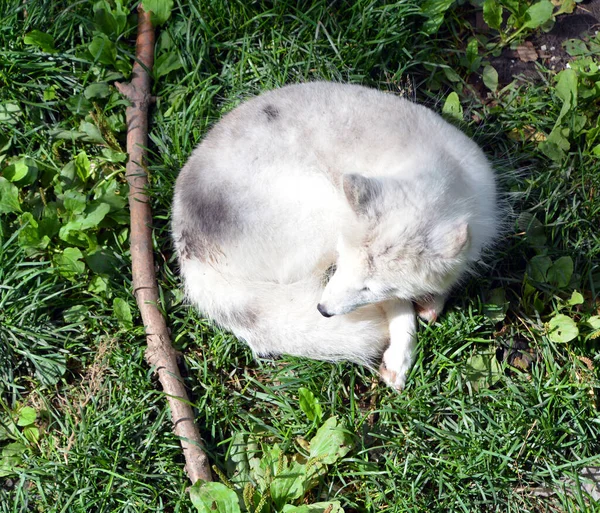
left=317, top=303, right=333, bottom=318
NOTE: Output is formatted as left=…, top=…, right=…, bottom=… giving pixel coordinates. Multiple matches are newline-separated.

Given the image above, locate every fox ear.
left=431, top=222, right=470, bottom=259
left=342, top=174, right=381, bottom=216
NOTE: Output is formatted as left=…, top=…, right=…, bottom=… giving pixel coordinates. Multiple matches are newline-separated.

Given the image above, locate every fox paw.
left=415, top=295, right=446, bottom=323
left=415, top=303, right=438, bottom=323
left=379, top=361, right=408, bottom=391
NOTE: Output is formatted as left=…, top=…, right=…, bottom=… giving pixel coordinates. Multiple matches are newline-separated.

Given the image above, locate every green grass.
left=1, top=0, right=600, bottom=511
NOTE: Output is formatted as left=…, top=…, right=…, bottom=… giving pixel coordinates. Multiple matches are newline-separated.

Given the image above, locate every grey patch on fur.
left=173, top=166, right=239, bottom=261
left=212, top=304, right=260, bottom=333
left=343, top=174, right=382, bottom=217
left=173, top=228, right=223, bottom=263
left=180, top=186, right=234, bottom=239
left=173, top=229, right=201, bottom=260
left=321, top=263, right=337, bottom=287
left=263, top=104, right=279, bottom=121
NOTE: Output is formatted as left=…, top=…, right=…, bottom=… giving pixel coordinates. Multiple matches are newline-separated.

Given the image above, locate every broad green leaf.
left=53, top=247, right=86, bottom=280
left=226, top=432, right=250, bottom=482
left=79, top=121, right=106, bottom=145
left=84, top=82, right=111, bottom=99
left=3, top=158, right=38, bottom=184
left=63, top=305, right=89, bottom=323
left=0, top=102, right=21, bottom=124
left=564, top=39, right=588, bottom=56
left=17, top=407, right=36, bottom=427
left=587, top=316, right=600, bottom=330
left=142, top=0, right=174, bottom=26
left=101, top=148, right=128, bottom=163
left=555, top=0, right=576, bottom=15
left=86, top=248, right=121, bottom=275
left=18, top=213, right=50, bottom=252
left=44, top=87, right=56, bottom=101
left=517, top=213, right=546, bottom=247
left=23, top=30, right=57, bottom=53
left=442, top=92, right=463, bottom=121
left=547, top=256, right=573, bottom=288
left=282, top=502, right=344, bottom=513
left=421, top=0, right=455, bottom=35
left=0, top=443, right=26, bottom=477
left=189, top=481, right=241, bottom=513
left=66, top=95, right=93, bottom=116
left=482, top=65, right=499, bottom=92
left=59, top=202, right=111, bottom=241
left=271, top=460, right=307, bottom=509
left=89, top=34, right=116, bottom=65
left=89, top=275, right=108, bottom=293
left=539, top=139, right=566, bottom=161
left=30, top=353, right=67, bottom=385
left=464, top=351, right=502, bottom=391
left=483, top=0, right=503, bottom=30
left=0, top=177, right=21, bottom=214
left=39, top=203, right=61, bottom=239
left=23, top=426, right=40, bottom=444
left=0, top=456, right=21, bottom=477
left=548, top=314, right=578, bottom=342
left=75, top=151, right=91, bottom=182
left=484, top=287, right=508, bottom=322
left=95, top=178, right=127, bottom=211
left=0, top=422, right=17, bottom=442
left=298, top=387, right=323, bottom=422
left=93, top=0, right=128, bottom=36
left=442, top=67, right=461, bottom=83
left=567, top=291, right=584, bottom=306
left=2, top=443, right=26, bottom=458
left=555, top=68, right=578, bottom=115
left=63, top=190, right=87, bottom=214
left=309, top=417, right=352, bottom=465
left=546, top=127, right=570, bottom=150
left=572, top=114, right=587, bottom=135
left=155, top=51, right=183, bottom=79
left=59, top=227, right=96, bottom=249
left=466, top=38, right=480, bottom=70
left=252, top=444, right=285, bottom=492
left=94, top=2, right=120, bottom=37
left=113, top=298, right=133, bottom=329
left=527, top=255, right=552, bottom=282
left=0, top=132, right=9, bottom=154
left=523, top=0, right=554, bottom=29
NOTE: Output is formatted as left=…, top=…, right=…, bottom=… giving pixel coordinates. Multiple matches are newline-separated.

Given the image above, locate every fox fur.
left=172, top=82, right=499, bottom=389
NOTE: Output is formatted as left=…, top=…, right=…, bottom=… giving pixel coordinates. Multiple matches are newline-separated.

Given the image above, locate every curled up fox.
left=172, top=82, right=499, bottom=389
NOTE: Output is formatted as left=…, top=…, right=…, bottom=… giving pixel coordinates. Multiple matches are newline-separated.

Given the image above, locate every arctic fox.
left=172, top=82, right=498, bottom=389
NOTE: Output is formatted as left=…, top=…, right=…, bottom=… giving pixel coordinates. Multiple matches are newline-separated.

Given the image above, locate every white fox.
left=172, top=82, right=498, bottom=389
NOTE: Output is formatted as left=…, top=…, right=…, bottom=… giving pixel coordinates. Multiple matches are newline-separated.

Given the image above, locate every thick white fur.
left=172, top=82, right=498, bottom=389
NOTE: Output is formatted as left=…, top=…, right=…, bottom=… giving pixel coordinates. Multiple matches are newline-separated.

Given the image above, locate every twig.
left=115, top=4, right=211, bottom=484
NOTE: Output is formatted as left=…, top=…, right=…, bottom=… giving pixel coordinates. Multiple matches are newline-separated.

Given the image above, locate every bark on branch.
left=116, top=5, right=212, bottom=484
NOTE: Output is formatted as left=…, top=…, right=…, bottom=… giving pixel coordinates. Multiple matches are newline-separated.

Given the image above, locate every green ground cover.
left=1, top=1, right=599, bottom=511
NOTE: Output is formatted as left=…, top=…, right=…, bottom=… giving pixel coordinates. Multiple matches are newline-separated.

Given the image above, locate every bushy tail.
left=181, top=261, right=389, bottom=367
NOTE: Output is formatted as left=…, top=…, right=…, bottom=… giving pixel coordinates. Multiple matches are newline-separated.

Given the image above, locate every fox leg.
left=379, top=300, right=417, bottom=390
left=415, top=293, right=447, bottom=323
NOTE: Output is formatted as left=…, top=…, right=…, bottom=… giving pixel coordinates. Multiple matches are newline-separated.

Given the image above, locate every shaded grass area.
left=1, top=0, right=599, bottom=511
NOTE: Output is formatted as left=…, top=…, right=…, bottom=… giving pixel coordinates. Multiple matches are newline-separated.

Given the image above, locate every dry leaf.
left=517, top=42, right=538, bottom=62
left=508, top=125, right=547, bottom=142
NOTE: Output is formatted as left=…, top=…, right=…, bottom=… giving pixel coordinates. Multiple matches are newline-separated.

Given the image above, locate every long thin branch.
left=116, top=5, right=212, bottom=484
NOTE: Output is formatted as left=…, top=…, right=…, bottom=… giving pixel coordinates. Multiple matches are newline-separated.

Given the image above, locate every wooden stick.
left=115, top=5, right=212, bottom=484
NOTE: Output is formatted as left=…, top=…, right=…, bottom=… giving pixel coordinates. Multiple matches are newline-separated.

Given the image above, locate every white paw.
left=415, top=295, right=445, bottom=323
left=379, top=345, right=412, bottom=391
left=379, top=362, right=408, bottom=390
left=415, top=304, right=438, bottom=323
